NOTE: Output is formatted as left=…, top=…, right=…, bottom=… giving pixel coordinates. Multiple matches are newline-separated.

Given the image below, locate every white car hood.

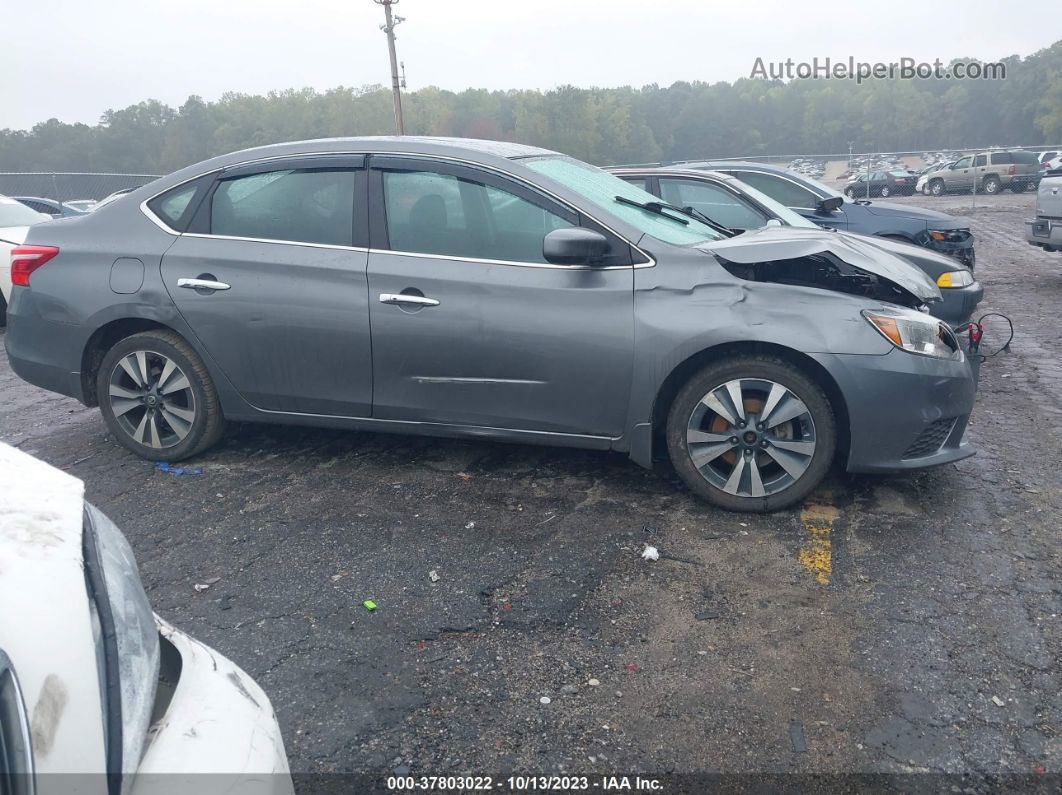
left=700, top=226, right=941, bottom=303
left=0, top=443, right=108, bottom=777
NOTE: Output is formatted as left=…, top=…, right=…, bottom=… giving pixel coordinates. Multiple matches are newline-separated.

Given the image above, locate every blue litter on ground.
left=155, top=461, right=203, bottom=476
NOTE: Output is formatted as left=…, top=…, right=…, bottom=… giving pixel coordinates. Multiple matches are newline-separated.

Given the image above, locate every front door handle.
left=379, top=293, right=440, bottom=307
left=178, top=277, right=231, bottom=291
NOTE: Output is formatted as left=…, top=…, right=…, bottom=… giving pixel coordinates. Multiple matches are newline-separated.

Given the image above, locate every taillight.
left=1008, top=165, right=1015, bottom=175
left=10, top=245, right=59, bottom=286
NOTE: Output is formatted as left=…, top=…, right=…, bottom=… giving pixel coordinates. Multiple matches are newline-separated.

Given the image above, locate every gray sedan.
left=5, top=137, right=978, bottom=511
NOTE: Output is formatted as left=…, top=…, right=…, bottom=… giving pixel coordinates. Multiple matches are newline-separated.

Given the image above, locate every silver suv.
left=925, top=150, right=1041, bottom=196
left=1026, top=171, right=1062, bottom=252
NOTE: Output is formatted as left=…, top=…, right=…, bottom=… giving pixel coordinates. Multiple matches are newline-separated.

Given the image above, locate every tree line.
left=3, top=40, right=1061, bottom=174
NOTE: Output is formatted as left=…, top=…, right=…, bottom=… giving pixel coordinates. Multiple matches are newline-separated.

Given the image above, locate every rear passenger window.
left=382, top=170, right=575, bottom=263
left=147, top=174, right=213, bottom=232
left=211, top=169, right=355, bottom=246
left=974, top=155, right=988, bottom=166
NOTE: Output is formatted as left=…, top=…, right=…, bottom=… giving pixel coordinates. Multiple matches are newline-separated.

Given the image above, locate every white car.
left=0, top=195, right=50, bottom=325
left=0, top=443, right=293, bottom=794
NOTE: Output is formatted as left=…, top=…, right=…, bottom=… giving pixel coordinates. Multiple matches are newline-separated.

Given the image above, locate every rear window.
left=146, top=175, right=213, bottom=232
left=1010, top=151, right=1039, bottom=165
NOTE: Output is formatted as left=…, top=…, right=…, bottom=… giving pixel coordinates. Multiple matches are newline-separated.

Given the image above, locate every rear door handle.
left=379, top=293, right=440, bottom=307
left=178, top=278, right=231, bottom=291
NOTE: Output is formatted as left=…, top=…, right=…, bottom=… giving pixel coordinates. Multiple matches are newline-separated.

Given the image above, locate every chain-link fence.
left=0, top=172, right=160, bottom=204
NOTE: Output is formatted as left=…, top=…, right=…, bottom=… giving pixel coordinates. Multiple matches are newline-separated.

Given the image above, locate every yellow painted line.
left=799, top=504, right=838, bottom=585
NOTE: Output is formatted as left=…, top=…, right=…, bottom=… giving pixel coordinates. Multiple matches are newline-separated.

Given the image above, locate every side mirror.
left=817, top=196, right=844, bottom=212
left=765, top=218, right=783, bottom=227
left=543, top=227, right=610, bottom=266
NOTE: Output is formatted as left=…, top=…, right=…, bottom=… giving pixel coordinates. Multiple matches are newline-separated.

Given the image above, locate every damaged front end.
left=701, top=227, right=941, bottom=313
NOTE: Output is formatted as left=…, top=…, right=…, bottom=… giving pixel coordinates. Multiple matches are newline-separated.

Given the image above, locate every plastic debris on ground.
left=789, top=720, right=807, bottom=753
left=641, top=544, right=660, bottom=561
left=428, top=569, right=440, bottom=583
left=588, top=678, right=601, bottom=687
left=362, top=599, right=377, bottom=611
left=193, top=576, right=220, bottom=592
left=539, top=696, right=551, bottom=705
left=155, top=461, right=203, bottom=476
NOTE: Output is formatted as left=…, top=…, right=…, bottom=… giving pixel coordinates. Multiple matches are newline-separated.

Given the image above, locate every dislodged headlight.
left=863, top=307, right=964, bottom=360
left=936, top=269, right=974, bottom=288
left=84, top=504, right=159, bottom=779
left=928, top=228, right=971, bottom=243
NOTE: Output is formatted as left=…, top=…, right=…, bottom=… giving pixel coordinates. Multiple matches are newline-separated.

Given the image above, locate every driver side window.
left=954, top=157, right=972, bottom=169
left=382, top=169, right=576, bottom=263
left=730, top=171, right=819, bottom=210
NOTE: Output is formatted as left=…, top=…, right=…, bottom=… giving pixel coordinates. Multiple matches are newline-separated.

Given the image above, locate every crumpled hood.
left=855, top=200, right=962, bottom=226
left=699, top=226, right=941, bottom=303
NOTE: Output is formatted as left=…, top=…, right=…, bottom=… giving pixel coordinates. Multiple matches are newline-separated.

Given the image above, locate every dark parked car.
left=6, top=137, right=978, bottom=512
left=844, top=170, right=917, bottom=198
left=609, top=167, right=982, bottom=324
left=13, top=196, right=87, bottom=218
left=686, top=161, right=976, bottom=269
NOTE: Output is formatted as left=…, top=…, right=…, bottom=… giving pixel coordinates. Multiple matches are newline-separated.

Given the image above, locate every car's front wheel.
left=97, top=330, right=225, bottom=461
left=982, top=176, right=1000, bottom=195
left=666, top=356, right=836, bottom=512
left=880, top=184, right=891, bottom=197
left=929, top=179, right=945, bottom=196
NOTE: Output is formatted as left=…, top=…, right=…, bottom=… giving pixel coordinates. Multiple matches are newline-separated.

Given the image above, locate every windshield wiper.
left=614, top=195, right=689, bottom=225
left=672, top=205, right=735, bottom=237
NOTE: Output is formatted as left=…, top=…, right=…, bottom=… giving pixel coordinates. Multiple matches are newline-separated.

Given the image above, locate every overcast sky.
left=2, top=0, right=1057, bottom=131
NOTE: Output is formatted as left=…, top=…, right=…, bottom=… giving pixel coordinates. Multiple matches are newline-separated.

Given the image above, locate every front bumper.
left=811, top=348, right=978, bottom=474
left=935, top=280, right=984, bottom=325
left=1025, top=217, right=1062, bottom=251
left=130, top=618, right=293, bottom=795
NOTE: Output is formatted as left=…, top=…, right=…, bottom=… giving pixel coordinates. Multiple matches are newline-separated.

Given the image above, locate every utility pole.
left=374, top=0, right=405, bottom=135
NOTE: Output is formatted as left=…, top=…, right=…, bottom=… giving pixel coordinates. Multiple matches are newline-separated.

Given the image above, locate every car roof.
left=666, top=160, right=793, bottom=175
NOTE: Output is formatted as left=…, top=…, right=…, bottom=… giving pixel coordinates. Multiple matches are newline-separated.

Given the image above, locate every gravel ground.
left=1, top=191, right=1059, bottom=789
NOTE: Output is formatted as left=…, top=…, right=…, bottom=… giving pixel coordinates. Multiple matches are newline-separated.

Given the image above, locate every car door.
left=365, top=156, right=635, bottom=436
left=657, top=176, right=769, bottom=230
left=159, top=155, right=374, bottom=416
left=973, top=154, right=988, bottom=186
left=728, top=169, right=849, bottom=231
left=950, top=157, right=973, bottom=190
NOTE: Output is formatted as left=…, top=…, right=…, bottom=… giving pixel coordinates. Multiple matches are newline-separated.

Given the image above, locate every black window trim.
left=138, top=149, right=655, bottom=267
left=367, top=154, right=638, bottom=269
left=656, top=174, right=770, bottom=229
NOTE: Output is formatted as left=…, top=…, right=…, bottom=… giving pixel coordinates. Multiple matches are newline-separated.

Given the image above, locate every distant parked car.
left=610, top=166, right=982, bottom=324
left=65, top=198, right=98, bottom=212
left=917, top=161, right=957, bottom=194
left=1039, top=153, right=1062, bottom=175
left=844, top=170, right=917, bottom=198
left=0, top=195, right=50, bottom=326
left=685, top=160, right=976, bottom=268
left=0, top=442, right=294, bottom=792
left=1025, top=171, right=1062, bottom=252
left=13, top=196, right=87, bottom=217
left=924, top=150, right=1041, bottom=195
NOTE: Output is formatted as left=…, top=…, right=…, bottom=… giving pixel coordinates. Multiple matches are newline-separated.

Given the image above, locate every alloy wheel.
left=685, top=378, right=817, bottom=498
left=108, top=350, right=197, bottom=449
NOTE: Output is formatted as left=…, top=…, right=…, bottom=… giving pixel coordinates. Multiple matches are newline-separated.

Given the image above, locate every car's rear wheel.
left=666, top=356, right=836, bottom=512
left=844, top=187, right=855, bottom=198
left=982, top=176, right=1000, bottom=195
left=880, top=184, right=891, bottom=197
left=97, top=330, right=224, bottom=461
left=1010, top=180, right=1028, bottom=193
left=929, top=179, right=945, bottom=196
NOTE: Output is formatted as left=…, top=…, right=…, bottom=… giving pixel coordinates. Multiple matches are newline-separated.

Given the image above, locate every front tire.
left=982, top=176, right=1000, bottom=195
left=880, top=184, right=891, bottom=197
left=666, top=356, right=836, bottom=512
left=97, top=330, right=224, bottom=461
left=930, top=180, right=945, bottom=196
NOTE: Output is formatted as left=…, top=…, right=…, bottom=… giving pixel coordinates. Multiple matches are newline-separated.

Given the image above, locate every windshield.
left=0, top=196, right=49, bottom=228
left=525, top=157, right=725, bottom=245
left=717, top=174, right=819, bottom=229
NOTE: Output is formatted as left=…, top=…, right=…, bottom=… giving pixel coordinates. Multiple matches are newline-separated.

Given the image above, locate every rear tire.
left=1010, top=181, right=1028, bottom=193
left=982, top=176, right=1000, bottom=195
left=666, top=356, right=836, bottom=513
left=880, top=185, right=891, bottom=197
left=97, top=330, right=224, bottom=462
